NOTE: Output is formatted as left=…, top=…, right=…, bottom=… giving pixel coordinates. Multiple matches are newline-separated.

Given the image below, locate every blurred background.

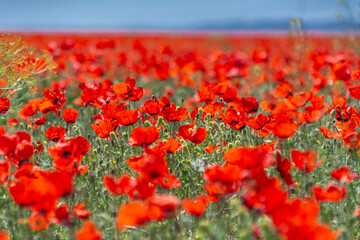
left=0, top=0, right=359, bottom=32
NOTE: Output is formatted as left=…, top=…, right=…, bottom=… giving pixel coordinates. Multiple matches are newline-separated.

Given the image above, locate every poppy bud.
left=180, top=139, right=187, bottom=145
left=229, top=197, right=240, bottom=208
left=0, top=117, right=5, bottom=125
left=219, top=122, right=225, bottom=129
left=330, top=108, right=337, bottom=119
left=104, top=145, right=109, bottom=152
left=183, top=145, right=190, bottom=155
left=235, top=140, right=241, bottom=146
left=228, top=143, right=233, bottom=149
left=156, top=116, right=164, bottom=127
left=121, top=132, right=127, bottom=140
left=92, top=149, right=98, bottom=154
left=215, top=112, right=219, bottom=119
left=205, top=113, right=211, bottom=123
left=110, top=132, right=117, bottom=141
left=27, top=125, right=32, bottom=131
left=144, top=120, right=151, bottom=127
left=213, top=122, right=222, bottom=133
left=19, top=122, right=25, bottom=130
left=73, top=125, right=79, bottom=134
left=95, top=137, right=102, bottom=145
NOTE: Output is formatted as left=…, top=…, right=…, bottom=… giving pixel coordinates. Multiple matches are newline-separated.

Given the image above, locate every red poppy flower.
left=18, top=99, right=41, bottom=120
left=240, top=96, right=259, bottom=113
left=331, top=166, right=357, bottom=183
left=159, top=96, right=171, bottom=109
left=7, top=118, right=18, bottom=129
left=223, top=108, right=246, bottom=130
left=144, top=97, right=161, bottom=116
left=113, top=77, right=144, bottom=101
left=246, top=113, right=270, bottom=130
left=203, top=164, right=247, bottom=196
left=175, top=123, right=208, bottom=144
left=101, top=102, right=127, bottom=120
left=45, top=126, right=65, bottom=142
left=117, top=109, right=141, bottom=126
left=275, top=82, right=293, bottom=99
left=76, top=221, right=102, bottom=240
left=73, top=203, right=91, bottom=220
left=319, top=126, right=342, bottom=139
left=42, top=88, right=67, bottom=107
left=312, top=184, right=347, bottom=202
left=103, top=174, right=138, bottom=196
left=129, top=126, right=160, bottom=148
left=343, top=132, right=360, bottom=149
left=126, top=152, right=169, bottom=179
left=72, top=136, right=91, bottom=158
left=34, top=115, right=46, bottom=127
left=243, top=171, right=287, bottom=214
left=91, top=118, right=118, bottom=139
left=0, top=161, right=10, bottom=184
left=51, top=204, right=71, bottom=225
left=271, top=120, right=299, bottom=138
left=48, top=137, right=89, bottom=173
left=270, top=197, right=340, bottom=240
left=197, top=85, right=216, bottom=104
left=61, top=108, right=80, bottom=124
left=0, top=131, right=34, bottom=166
left=350, top=85, right=360, bottom=101
left=0, top=231, right=9, bottom=240
left=146, top=194, right=180, bottom=221
left=0, top=97, right=10, bottom=114
left=35, top=141, right=44, bottom=154
left=221, top=87, right=238, bottom=102
left=165, top=138, right=182, bottom=153
left=9, top=164, right=73, bottom=211
left=205, top=143, right=220, bottom=155
left=182, top=195, right=210, bottom=217
left=159, top=106, right=189, bottom=122
left=28, top=212, right=48, bottom=231
left=276, top=152, right=296, bottom=187
left=224, top=147, right=274, bottom=169
left=290, top=149, right=323, bottom=174
left=116, top=201, right=151, bottom=230
left=155, top=174, right=181, bottom=189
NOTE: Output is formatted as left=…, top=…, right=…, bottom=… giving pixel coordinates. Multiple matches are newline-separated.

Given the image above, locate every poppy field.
left=1, top=32, right=360, bottom=239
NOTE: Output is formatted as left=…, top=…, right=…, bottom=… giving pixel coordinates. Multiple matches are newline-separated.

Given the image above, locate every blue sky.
left=0, top=0, right=359, bottom=31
